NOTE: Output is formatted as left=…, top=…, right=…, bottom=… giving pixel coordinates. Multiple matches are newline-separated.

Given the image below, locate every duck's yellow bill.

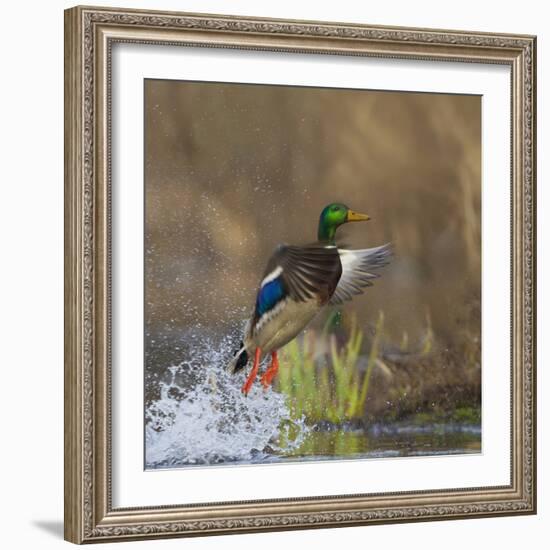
left=347, top=210, right=370, bottom=222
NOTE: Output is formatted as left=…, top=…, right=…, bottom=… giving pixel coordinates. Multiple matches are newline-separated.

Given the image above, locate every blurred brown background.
left=145, top=79, right=481, bottom=416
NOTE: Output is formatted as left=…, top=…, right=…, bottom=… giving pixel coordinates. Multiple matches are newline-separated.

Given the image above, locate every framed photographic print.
left=64, top=5, right=537, bottom=544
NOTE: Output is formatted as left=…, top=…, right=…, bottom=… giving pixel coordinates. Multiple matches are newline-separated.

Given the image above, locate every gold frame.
left=64, top=5, right=537, bottom=544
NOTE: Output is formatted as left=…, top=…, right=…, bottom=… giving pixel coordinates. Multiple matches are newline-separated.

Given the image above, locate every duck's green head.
left=318, top=203, right=370, bottom=244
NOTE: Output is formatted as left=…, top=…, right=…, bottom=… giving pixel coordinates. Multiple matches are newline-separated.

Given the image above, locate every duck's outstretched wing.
left=329, top=243, right=392, bottom=305
left=253, top=243, right=342, bottom=325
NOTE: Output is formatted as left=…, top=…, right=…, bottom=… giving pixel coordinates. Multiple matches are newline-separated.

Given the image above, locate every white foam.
left=145, top=335, right=309, bottom=468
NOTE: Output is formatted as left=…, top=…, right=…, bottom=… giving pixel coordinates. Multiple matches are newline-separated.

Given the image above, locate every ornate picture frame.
left=64, top=5, right=536, bottom=544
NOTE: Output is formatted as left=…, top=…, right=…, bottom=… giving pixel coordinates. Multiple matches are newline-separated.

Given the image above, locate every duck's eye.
left=332, top=206, right=340, bottom=212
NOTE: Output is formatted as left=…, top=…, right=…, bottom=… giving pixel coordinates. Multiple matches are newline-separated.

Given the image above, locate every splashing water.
left=145, top=334, right=309, bottom=469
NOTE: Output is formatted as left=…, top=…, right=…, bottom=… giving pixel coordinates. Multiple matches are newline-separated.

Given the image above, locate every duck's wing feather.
left=329, top=243, right=392, bottom=305
left=253, top=244, right=342, bottom=324
left=272, top=244, right=342, bottom=302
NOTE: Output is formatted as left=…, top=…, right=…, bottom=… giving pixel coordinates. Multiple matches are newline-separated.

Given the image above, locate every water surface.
left=145, top=332, right=480, bottom=470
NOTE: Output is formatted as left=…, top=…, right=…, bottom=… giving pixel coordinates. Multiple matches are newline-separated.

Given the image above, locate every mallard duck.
left=228, top=203, right=391, bottom=395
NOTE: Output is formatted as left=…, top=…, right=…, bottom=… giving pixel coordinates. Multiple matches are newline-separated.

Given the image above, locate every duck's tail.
left=226, top=342, right=249, bottom=374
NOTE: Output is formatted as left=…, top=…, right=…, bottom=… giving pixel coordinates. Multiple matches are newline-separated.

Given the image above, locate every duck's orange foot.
left=241, top=347, right=261, bottom=396
left=241, top=377, right=254, bottom=396
left=261, top=351, right=279, bottom=389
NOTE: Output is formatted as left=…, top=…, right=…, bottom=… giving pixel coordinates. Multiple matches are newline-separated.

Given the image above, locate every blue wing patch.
left=255, top=278, right=285, bottom=317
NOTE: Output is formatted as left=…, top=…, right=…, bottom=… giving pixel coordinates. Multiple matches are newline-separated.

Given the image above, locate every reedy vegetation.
left=277, top=312, right=386, bottom=423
